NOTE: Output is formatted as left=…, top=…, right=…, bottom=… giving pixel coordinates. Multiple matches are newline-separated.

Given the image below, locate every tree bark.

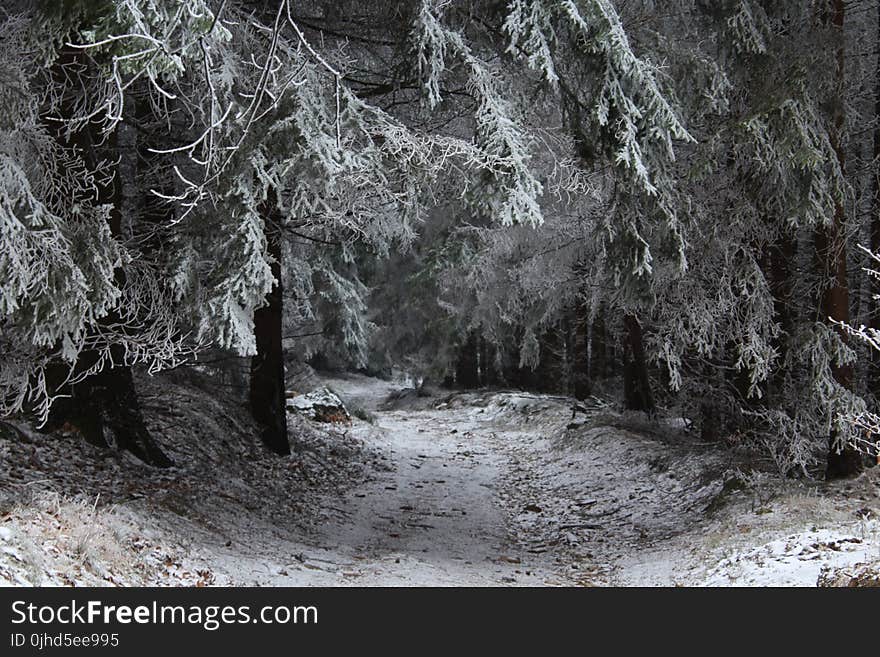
left=590, top=312, right=608, bottom=381
left=622, top=313, right=655, bottom=413
left=573, top=303, right=591, bottom=400
left=870, top=2, right=880, bottom=397
left=47, top=351, right=172, bottom=466
left=822, top=0, right=861, bottom=479
left=250, top=226, right=290, bottom=455
left=700, top=401, right=719, bottom=442
left=43, top=50, right=171, bottom=466
left=455, top=332, right=480, bottom=388
left=479, top=337, right=499, bottom=386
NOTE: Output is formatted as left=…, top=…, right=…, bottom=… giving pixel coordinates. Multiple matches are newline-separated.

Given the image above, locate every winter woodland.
left=1, top=0, right=880, bottom=587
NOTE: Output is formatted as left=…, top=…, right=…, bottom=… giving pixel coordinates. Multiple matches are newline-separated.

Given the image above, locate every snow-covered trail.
left=306, top=414, right=568, bottom=585
left=295, top=378, right=576, bottom=585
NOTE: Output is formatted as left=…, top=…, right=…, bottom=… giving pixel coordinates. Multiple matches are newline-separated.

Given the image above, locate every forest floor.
left=1, top=371, right=879, bottom=586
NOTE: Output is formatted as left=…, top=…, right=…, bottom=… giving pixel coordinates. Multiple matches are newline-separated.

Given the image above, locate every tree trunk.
left=622, top=313, right=655, bottom=413
left=573, top=303, right=591, bottom=400
left=455, top=332, right=479, bottom=388
left=870, top=2, right=880, bottom=397
left=823, top=0, right=861, bottom=479
left=250, top=227, right=290, bottom=455
left=43, top=51, right=171, bottom=466
left=590, top=311, right=608, bottom=381
left=44, top=348, right=172, bottom=467
left=700, top=401, right=719, bottom=442
left=479, top=337, right=498, bottom=386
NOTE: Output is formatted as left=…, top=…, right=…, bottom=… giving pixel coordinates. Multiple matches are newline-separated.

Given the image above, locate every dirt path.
left=305, top=405, right=574, bottom=585
left=277, top=375, right=571, bottom=585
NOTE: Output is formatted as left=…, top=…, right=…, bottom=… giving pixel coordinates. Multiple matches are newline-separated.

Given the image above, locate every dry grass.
left=0, top=489, right=158, bottom=586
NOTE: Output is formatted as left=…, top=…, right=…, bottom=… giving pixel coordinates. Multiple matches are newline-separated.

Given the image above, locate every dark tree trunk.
left=870, top=3, right=880, bottom=398
left=479, top=337, right=498, bottom=386
left=573, top=303, right=591, bottom=400
left=477, top=335, right=486, bottom=386
left=455, top=333, right=480, bottom=388
left=44, top=348, right=172, bottom=467
left=250, top=228, right=290, bottom=455
left=700, top=402, right=719, bottom=442
left=590, top=312, right=608, bottom=381
left=42, top=50, right=171, bottom=467
left=505, top=364, right=528, bottom=390
left=822, top=0, right=861, bottom=479
left=622, top=313, right=655, bottom=413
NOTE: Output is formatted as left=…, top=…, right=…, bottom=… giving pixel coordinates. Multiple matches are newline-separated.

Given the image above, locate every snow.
left=700, top=529, right=878, bottom=586
left=286, top=387, right=350, bottom=422
left=1, top=371, right=879, bottom=586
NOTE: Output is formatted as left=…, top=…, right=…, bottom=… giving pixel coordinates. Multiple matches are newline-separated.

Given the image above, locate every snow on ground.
left=1, top=370, right=879, bottom=586
left=619, top=477, right=880, bottom=586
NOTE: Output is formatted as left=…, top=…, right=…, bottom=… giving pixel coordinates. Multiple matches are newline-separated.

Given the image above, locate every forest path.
left=299, top=377, right=577, bottom=585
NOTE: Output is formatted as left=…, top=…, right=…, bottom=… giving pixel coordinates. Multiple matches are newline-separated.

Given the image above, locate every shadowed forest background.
left=2, top=0, right=880, bottom=587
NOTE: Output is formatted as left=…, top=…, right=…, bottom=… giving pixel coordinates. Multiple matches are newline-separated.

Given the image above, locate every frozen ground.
left=1, top=371, right=879, bottom=586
